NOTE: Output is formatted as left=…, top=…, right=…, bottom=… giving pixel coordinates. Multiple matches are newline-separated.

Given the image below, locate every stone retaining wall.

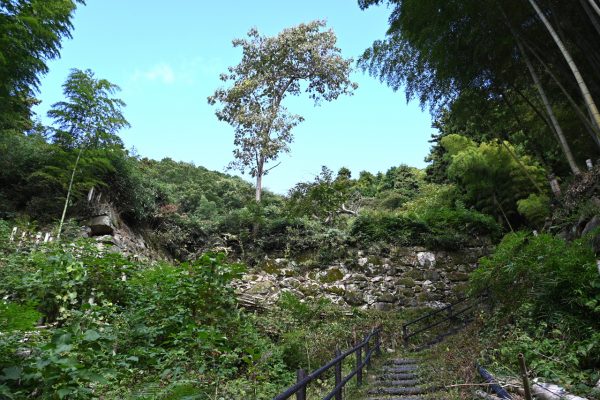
left=234, top=246, right=490, bottom=310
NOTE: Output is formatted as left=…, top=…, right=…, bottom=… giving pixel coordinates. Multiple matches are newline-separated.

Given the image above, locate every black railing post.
left=375, top=327, right=382, bottom=356
left=402, top=325, right=409, bottom=347
left=335, top=348, right=342, bottom=400
left=365, top=336, right=371, bottom=369
left=356, top=345, right=363, bottom=387
left=296, top=369, right=306, bottom=400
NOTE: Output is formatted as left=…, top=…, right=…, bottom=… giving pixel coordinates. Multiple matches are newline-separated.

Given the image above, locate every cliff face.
left=235, top=245, right=490, bottom=310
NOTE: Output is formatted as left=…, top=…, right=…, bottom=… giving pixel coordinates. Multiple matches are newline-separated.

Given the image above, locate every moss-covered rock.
left=405, top=269, right=425, bottom=280
left=298, top=283, right=320, bottom=297
left=325, top=285, right=345, bottom=296
left=377, top=292, right=396, bottom=303
left=261, top=259, right=281, bottom=274
left=320, top=267, right=343, bottom=283
left=344, top=290, right=365, bottom=306
left=247, top=280, right=275, bottom=295
left=447, top=272, right=469, bottom=281
left=397, top=277, right=416, bottom=287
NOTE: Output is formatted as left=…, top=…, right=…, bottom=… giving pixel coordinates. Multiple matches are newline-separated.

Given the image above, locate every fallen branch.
left=339, top=203, right=357, bottom=216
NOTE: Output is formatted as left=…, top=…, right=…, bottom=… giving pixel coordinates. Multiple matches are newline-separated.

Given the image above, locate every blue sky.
left=34, top=0, right=435, bottom=194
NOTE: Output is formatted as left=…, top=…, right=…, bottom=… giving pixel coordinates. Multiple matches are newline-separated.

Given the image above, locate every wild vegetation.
left=1, top=0, right=600, bottom=398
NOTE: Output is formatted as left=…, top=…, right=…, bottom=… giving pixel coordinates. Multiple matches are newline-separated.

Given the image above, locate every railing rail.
left=273, top=326, right=382, bottom=400
left=402, top=293, right=487, bottom=347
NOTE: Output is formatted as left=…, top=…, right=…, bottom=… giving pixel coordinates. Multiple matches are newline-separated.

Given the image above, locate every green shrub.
left=517, top=194, right=550, bottom=226
left=0, top=302, right=40, bottom=331
left=351, top=206, right=499, bottom=250
left=471, top=232, right=600, bottom=389
left=471, top=232, right=599, bottom=317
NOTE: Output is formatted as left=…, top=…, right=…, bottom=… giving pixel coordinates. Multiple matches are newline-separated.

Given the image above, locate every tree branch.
left=263, top=161, right=282, bottom=174
left=339, top=203, right=358, bottom=216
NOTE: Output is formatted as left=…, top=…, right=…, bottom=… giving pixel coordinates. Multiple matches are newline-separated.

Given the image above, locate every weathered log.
left=531, top=381, right=588, bottom=400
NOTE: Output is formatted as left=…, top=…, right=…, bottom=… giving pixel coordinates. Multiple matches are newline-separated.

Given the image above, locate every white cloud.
left=133, top=63, right=176, bottom=84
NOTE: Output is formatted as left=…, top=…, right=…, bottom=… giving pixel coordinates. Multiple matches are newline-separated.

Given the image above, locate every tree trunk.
left=523, top=40, right=600, bottom=149
left=516, top=37, right=582, bottom=174
left=255, top=156, right=264, bottom=203
left=499, top=139, right=545, bottom=194
left=499, top=4, right=582, bottom=174
left=255, top=174, right=262, bottom=202
left=579, top=0, right=600, bottom=49
left=493, top=192, right=514, bottom=232
left=588, top=0, right=600, bottom=19
left=528, top=0, right=600, bottom=134
left=57, top=146, right=83, bottom=241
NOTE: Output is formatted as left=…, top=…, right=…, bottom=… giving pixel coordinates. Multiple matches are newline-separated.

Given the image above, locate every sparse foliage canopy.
left=48, top=68, right=129, bottom=149
left=208, top=20, right=357, bottom=201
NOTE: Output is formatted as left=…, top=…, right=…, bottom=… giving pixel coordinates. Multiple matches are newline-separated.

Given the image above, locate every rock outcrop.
left=84, top=195, right=162, bottom=260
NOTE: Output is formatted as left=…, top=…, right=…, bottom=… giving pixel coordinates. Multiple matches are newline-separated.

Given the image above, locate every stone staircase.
left=364, top=356, right=442, bottom=400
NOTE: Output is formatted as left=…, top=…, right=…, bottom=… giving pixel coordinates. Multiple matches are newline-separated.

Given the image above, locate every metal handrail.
left=273, top=327, right=382, bottom=400
left=322, top=347, right=375, bottom=400
left=402, top=293, right=486, bottom=347
left=403, top=297, right=469, bottom=328
left=405, top=302, right=476, bottom=340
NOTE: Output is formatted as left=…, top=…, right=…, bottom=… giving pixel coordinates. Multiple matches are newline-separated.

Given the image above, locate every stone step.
left=374, top=379, right=420, bottom=387
left=378, top=373, right=418, bottom=380
left=368, top=386, right=430, bottom=396
left=387, top=358, right=419, bottom=365
left=366, top=397, right=425, bottom=400
left=382, top=365, right=418, bottom=372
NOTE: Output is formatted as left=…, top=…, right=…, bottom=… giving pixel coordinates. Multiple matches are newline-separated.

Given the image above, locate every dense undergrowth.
left=471, top=231, right=600, bottom=396
left=0, top=220, right=410, bottom=399
left=415, top=230, right=600, bottom=399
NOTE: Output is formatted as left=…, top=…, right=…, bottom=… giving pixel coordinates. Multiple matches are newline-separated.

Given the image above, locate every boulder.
left=582, top=215, right=600, bottom=237
left=89, top=215, right=114, bottom=236
left=417, top=251, right=436, bottom=267
left=425, top=270, right=441, bottom=281
left=95, top=235, right=117, bottom=245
